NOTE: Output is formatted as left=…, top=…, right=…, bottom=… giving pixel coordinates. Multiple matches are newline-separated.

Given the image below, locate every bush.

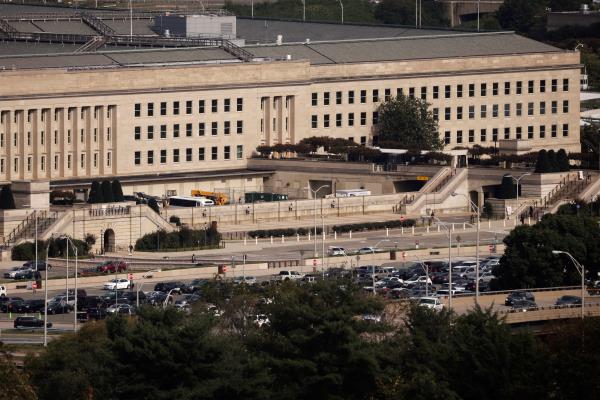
left=0, top=185, right=16, bottom=209
left=88, top=181, right=102, bottom=203
left=12, top=237, right=90, bottom=261
left=101, top=180, right=114, bottom=203
left=169, top=216, right=182, bottom=226
left=556, top=149, right=570, bottom=172
left=547, top=150, right=558, bottom=172
left=246, top=219, right=416, bottom=238
left=534, top=149, right=551, bottom=173
left=135, top=227, right=221, bottom=251
left=11, top=241, right=42, bottom=261
left=111, top=180, right=125, bottom=202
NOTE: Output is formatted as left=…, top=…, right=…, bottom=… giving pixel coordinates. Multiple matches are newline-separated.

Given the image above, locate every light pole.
left=509, top=172, right=531, bottom=223
left=321, top=214, right=326, bottom=280
left=552, top=250, right=585, bottom=319
left=162, top=288, right=176, bottom=309
left=412, top=255, right=429, bottom=296
left=433, top=216, right=453, bottom=308
left=307, top=184, right=330, bottom=258
left=452, top=192, right=480, bottom=305
left=61, top=236, right=79, bottom=332
left=338, top=0, right=344, bottom=24
left=301, top=0, right=306, bottom=21
left=43, top=238, right=51, bottom=347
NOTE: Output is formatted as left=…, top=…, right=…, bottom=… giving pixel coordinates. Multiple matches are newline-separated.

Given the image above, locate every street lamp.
left=306, top=184, right=330, bottom=258
left=432, top=216, right=453, bottom=308
left=509, top=172, right=531, bottom=223
left=61, top=236, right=79, bottom=332
left=452, top=192, right=481, bottom=305
left=338, top=0, right=344, bottom=24
left=552, top=250, right=586, bottom=319
left=43, top=239, right=50, bottom=347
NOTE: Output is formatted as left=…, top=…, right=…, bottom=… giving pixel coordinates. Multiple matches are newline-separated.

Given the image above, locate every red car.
left=95, top=261, right=127, bottom=273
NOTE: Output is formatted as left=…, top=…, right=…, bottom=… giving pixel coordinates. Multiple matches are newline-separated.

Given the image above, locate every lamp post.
left=509, top=172, right=531, bottom=223
left=452, top=192, right=480, bottom=305
left=338, top=0, right=344, bottom=24
left=307, top=185, right=330, bottom=258
left=552, top=250, right=585, bottom=319
left=321, top=214, right=326, bottom=280
left=301, top=0, right=306, bottom=21
left=43, top=238, right=51, bottom=347
left=433, top=216, right=453, bottom=308
left=61, top=236, right=79, bottom=332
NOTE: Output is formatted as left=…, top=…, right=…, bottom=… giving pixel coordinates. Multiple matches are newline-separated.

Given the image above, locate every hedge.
left=246, top=219, right=416, bottom=238
left=12, top=237, right=91, bottom=261
left=135, top=226, right=221, bottom=251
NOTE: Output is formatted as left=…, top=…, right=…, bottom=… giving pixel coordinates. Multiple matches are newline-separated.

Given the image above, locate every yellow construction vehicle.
left=190, top=190, right=228, bottom=205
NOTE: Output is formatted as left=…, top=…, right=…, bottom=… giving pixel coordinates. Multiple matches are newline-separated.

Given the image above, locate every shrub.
left=88, top=181, right=102, bottom=203
left=111, top=180, right=125, bottom=202
left=12, top=237, right=90, bottom=260
left=11, top=241, right=40, bottom=261
left=101, top=180, right=114, bottom=203
left=0, top=185, right=16, bottom=209
left=534, top=149, right=551, bottom=173
left=135, top=227, right=221, bottom=251
left=556, top=149, right=570, bottom=172
left=169, top=216, right=182, bottom=226
left=547, top=150, right=558, bottom=172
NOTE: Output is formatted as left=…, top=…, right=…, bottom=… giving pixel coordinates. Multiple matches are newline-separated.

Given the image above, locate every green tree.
left=376, top=95, right=442, bottom=151
left=534, top=149, right=551, bottom=173
left=100, top=180, right=113, bottom=203
left=547, top=149, right=558, bottom=172
left=375, top=0, right=449, bottom=26
left=111, top=180, right=124, bottom=202
left=0, top=185, right=16, bottom=209
left=87, top=180, right=102, bottom=203
left=556, top=148, right=570, bottom=171
left=497, top=174, right=516, bottom=199
left=0, top=349, right=37, bottom=400
left=492, top=214, right=600, bottom=289
left=496, top=0, right=545, bottom=33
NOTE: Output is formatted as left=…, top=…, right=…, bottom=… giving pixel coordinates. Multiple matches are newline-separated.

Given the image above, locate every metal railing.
left=0, top=19, right=16, bottom=34
left=80, top=13, right=115, bottom=36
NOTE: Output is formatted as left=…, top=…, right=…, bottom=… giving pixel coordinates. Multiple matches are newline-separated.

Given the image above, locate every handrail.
left=80, top=12, right=115, bottom=36
left=0, top=19, right=16, bottom=34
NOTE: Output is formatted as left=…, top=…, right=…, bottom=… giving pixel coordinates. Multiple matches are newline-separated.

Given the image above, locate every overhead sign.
left=416, top=176, right=430, bottom=181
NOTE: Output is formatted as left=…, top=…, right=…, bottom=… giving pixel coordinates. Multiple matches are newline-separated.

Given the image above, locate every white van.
left=328, top=247, right=347, bottom=256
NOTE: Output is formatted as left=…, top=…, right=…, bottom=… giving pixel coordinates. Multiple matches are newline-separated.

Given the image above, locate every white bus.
left=334, top=189, right=371, bottom=197
left=168, top=196, right=214, bottom=207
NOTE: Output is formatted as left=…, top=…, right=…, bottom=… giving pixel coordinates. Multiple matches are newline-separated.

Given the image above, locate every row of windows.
left=0, top=128, right=112, bottom=148
left=134, top=98, right=244, bottom=118
left=443, top=124, right=570, bottom=144
left=134, top=121, right=243, bottom=140
left=310, top=112, right=377, bottom=129
left=133, top=145, right=244, bottom=165
left=0, top=152, right=112, bottom=174
left=311, top=79, right=571, bottom=106
left=1, top=107, right=114, bottom=124
left=434, top=101, right=569, bottom=121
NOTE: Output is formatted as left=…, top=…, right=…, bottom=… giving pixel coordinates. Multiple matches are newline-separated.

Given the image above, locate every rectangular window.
left=551, top=124, right=557, bottom=137
left=198, top=147, right=205, bottom=161
left=160, top=102, right=167, bottom=115
left=432, top=108, right=439, bottom=121
left=504, top=81, right=510, bottom=95
left=360, top=90, right=367, bottom=103
left=160, top=125, right=167, bottom=139
left=173, top=124, right=180, bottom=138
left=563, top=78, right=569, bottom=91
left=457, top=130, right=463, bottom=144
left=348, top=91, right=355, bottom=104
left=492, top=128, right=498, bottom=142
left=92, top=153, right=96, bottom=168
left=173, top=149, right=180, bottom=163
left=468, top=129, right=475, bottom=143
left=444, top=131, right=451, bottom=145
left=199, top=100, right=205, bottom=113
left=107, top=152, right=111, bottom=167
left=348, top=113, right=354, bottom=126
left=236, top=120, right=243, bottom=134
left=224, top=98, right=231, bottom=112
left=79, top=154, right=84, bottom=169
left=134, top=126, right=141, bottom=140
left=211, top=99, right=218, bottom=113
left=468, top=83, right=475, bottom=97
left=324, top=114, right=330, bottom=128
left=480, top=104, right=487, bottom=118
left=445, top=85, right=451, bottom=99
left=551, top=101, right=558, bottom=114
left=480, top=129, right=487, bottom=142
left=360, top=112, right=367, bottom=126
left=433, top=86, right=439, bottom=99
left=372, top=111, right=379, bottom=124
left=134, top=151, right=141, bottom=165
left=237, top=98, right=243, bottom=111
left=335, top=113, right=342, bottom=127
left=186, top=148, right=192, bottom=162
left=457, top=106, right=463, bottom=120
left=198, top=123, right=205, bottom=136
left=445, top=107, right=451, bottom=121
left=311, top=115, right=318, bottom=129
left=66, top=155, right=71, bottom=170
left=493, top=82, right=499, bottom=96
left=67, top=130, right=71, bottom=144
left=147, top=126, right=154, bottom=140
left=134, top=103, right=141, bottom=117
left=324, top=92, right=330, bottom=105
left=147, top=103, right=154, bottom=117
left=528, top=126, right=534, bottom=139
left=563, top=124, right=569, bottom=137
left=27, top=156, right=32, bottom=172
left=53, top=155, right=57, bottom=170
left=551, top=79, right=558, bottom=92
left=504, top=103, right=510, bottom=117
left=539, top=101, right=546, bottom=115
left=528, top=80, right=534, bottom=94
left=224, top=121, right=231, bottom=135
left=147, top=150, right=154, bottom=164
left=504, top=127, right=510, bottom=139
left=311, top=93, right=318, bottom=106
left=212, top=122, right=218, bottom=135
left=184, top=123, right=191, bottom=137
left=224, top=145, right=231, bottom=160
left=409, top=87, right=415, bottom=98
left=372, top=89, right=379, bottom=102
left=54, top=131, right=58, bottom=145
left=540, top=80, right=546, bottom=93
left=516, top=81, right=522, bottom=95
left=492, top=104, right=499, bottom=118
left=160, top=149, right=167, bottom=164
left=468, top=105, right=475, bottom=119
left=563, top=100, right=569, bottom=113
left=481, top=83, right=487, bottom=96
left=516, top=126, right=522, bottom=140
left=211, top=146, right=218, bottom=160
left=516, top=103, right=522, bottom=116
left=540, top=125, right=546, bottom=138
left=80, top=129, right=85, bottom=143
left=237, top=145, right=243, bottom=159
left=336, top=91, right=342, bottom=104
left=528, top=102, right=534, bottom=116
left=173, top=101, right=179, bottom=115
left=457, top=84, right=463, bottom=98
left=420, top=86, right=427, bottom=100
left=186, top=100, right=193, bottom=114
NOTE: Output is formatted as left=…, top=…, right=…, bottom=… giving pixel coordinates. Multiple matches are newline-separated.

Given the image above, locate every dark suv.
left=154, top=281, right=188, bottom=295
left=14, top=299, right=46, bottom=313
left=14, top=316, right=52, bottom=329
left=505, top=291, right=535, bottom=306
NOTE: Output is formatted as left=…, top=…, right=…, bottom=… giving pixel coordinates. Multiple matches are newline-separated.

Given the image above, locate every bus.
left=168, top=196, right=214, bottom=207
left=244, top=192, right=289, bottom=203
left=190, top=190, right=228, bottom=205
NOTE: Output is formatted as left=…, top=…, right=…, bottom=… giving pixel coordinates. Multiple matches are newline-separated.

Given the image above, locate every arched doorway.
left=103, top=229, right=115, bottom=253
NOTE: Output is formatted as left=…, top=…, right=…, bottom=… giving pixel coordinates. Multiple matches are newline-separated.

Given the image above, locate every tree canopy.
left=0, top=185, right=16, bottom=209
left=376, top=95, right=443, bottom=151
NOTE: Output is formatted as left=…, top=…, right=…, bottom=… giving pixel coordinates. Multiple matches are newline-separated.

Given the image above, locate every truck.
left=191, top=190, right=228, bottom=205
left=333, top=189, right=371, bottom=197
left=244, top=192, right=289, bottom=203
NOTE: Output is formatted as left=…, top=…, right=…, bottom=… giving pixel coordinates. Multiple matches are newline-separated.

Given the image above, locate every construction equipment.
left=191, top=190, right=228, bottom=205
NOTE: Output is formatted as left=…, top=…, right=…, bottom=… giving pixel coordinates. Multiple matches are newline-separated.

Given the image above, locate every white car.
left=404, top=275, right=433, bottom=285
left=418, top=297, right=444, bottom=311
left=233, top=276, right=257, bottom=285
left=103, top=279, right=132, bottom=290
left=358, top=247, right=378, bottom=254
left=327, top=247, right=347, bottom=256
left=276, top=270, right=305, bottom=281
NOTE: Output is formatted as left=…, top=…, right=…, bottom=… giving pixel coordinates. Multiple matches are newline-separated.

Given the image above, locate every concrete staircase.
left=398, top=168, right=468, bottom=215
left=74, top=36, right=107, bottom=52
left=2, top=210, right=60, bottom=247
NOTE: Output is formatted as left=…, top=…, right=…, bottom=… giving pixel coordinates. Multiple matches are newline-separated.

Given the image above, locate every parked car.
left=103, top=279, right=133, bottom=291
left=505, top=291, right=535, bottom=306
left=357, top=247, right=379, bottom=254
left=555, top=295, right=582, bottom=306
left=23, top=261, right=52, bottom=271
left=276, top=270, right=304, bottom=281
left=4, top=266, right=32, bottom=279
left=154, top=281, right=188, bottom=294
left=1, top=299, right=25, bottom=313
left=188, top=278, right=209, bottom=293
left=47, top=300, right=74, bottom=314
left=87, top=307, right=108, bottom=320
left=233, top=276, right=257, bottom=285
left=418, top=296, right=444, bottom=311
left=404, top=275, right=433, bottom=285
left=14, top=299, right=46, bottom=313
left=175, top=294, right=200, bottom=309
left=14, top=316, right=52, bottom=329
left=106, top=304, right=135, bottom=315
left=96, top=260, right=128, bottom=274
left=146, top=291, right=172, bottom=306
left=327, top=247, right=347, bottom=256
left=511, top=299, right=538, bottom=311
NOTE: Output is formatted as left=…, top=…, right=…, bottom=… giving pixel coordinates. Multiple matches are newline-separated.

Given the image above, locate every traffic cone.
left=8, top=312, right=12, bottom=320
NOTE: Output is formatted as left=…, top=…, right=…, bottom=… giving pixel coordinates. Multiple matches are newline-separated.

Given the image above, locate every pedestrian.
left=246, top=206, right=250, bottom=215
left=520, top=214, right=525, bottom=224
left=192, top=254, right=196, bottom=263
left=529, top=206, right=534, bottom=217
left=288, top=203, right=293, bottom=212
left=128, top=244, right=133, bottom=255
